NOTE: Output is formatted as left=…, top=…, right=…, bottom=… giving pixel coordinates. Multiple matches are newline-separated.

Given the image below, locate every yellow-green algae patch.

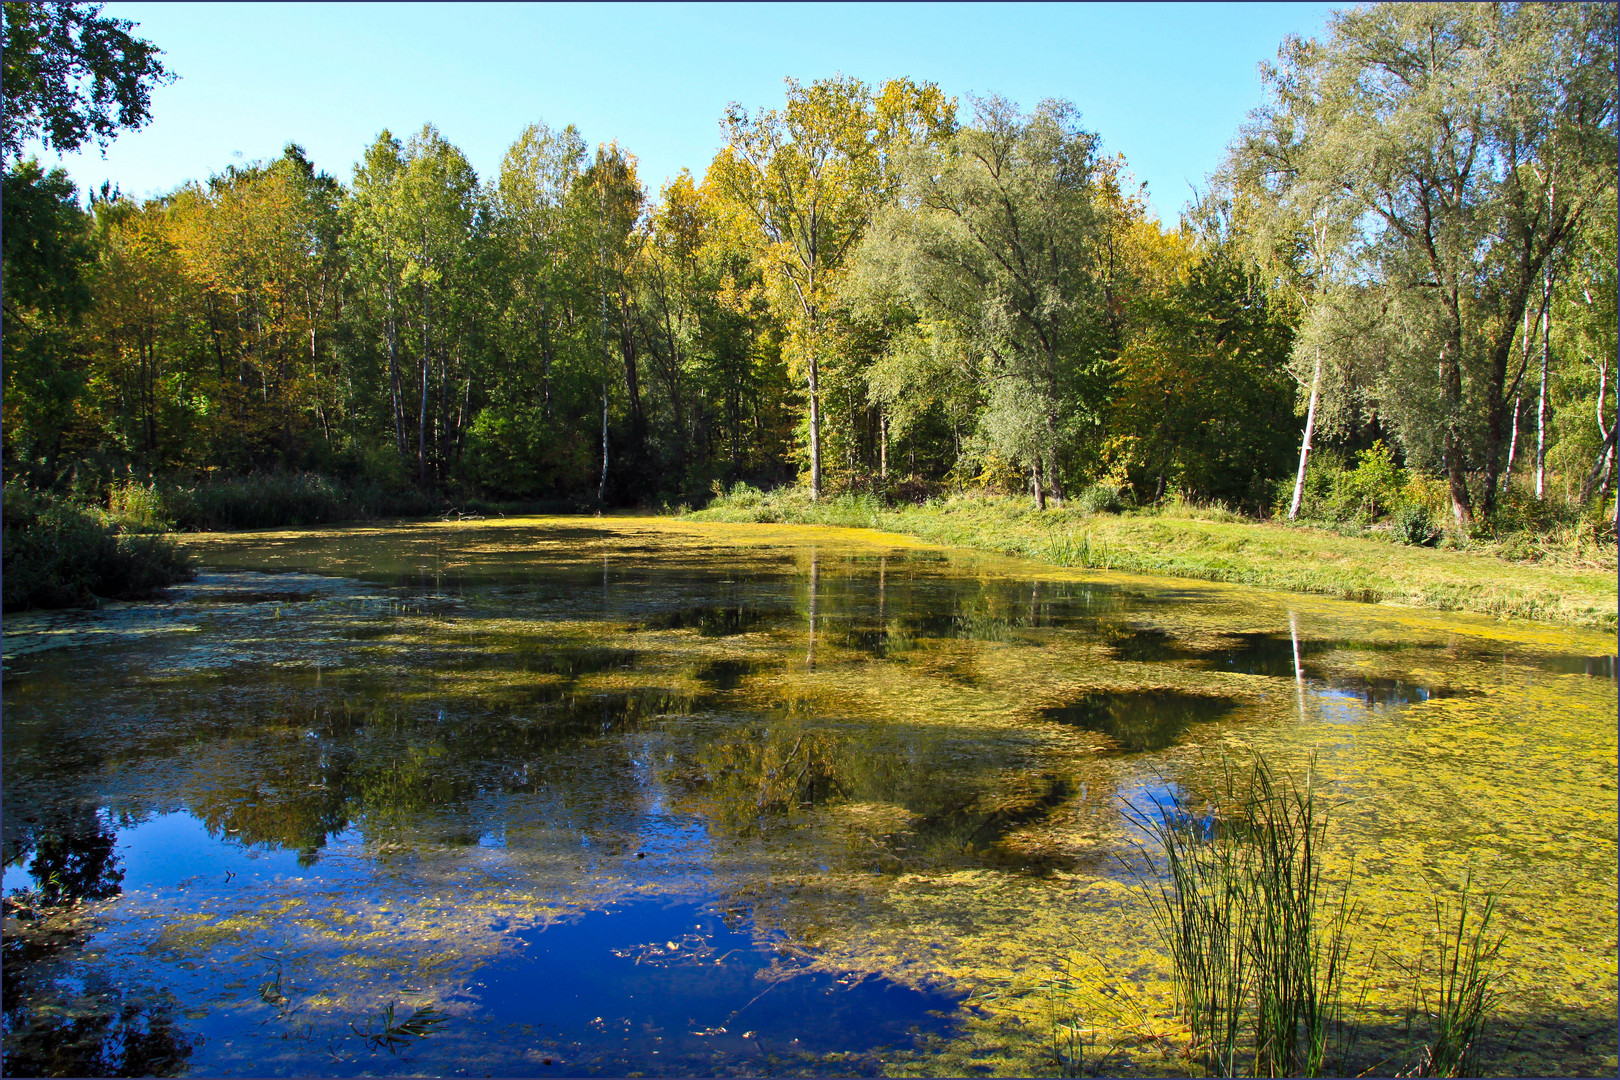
left=5, top=516, right=1613, bottom=1076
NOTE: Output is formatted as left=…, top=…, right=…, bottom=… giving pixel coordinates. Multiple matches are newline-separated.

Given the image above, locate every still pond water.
left=3, top=517, right=1615, bottom=1076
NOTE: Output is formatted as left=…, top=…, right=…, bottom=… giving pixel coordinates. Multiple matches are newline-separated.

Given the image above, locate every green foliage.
left=1108, top=252, right=1299, bottom=509
left=1073, top=483, right=1124, bottom=515
left=1394, top=505, right=1441, bottom=548
left=0, top=1, right=172, bottom=164
left=1227, top=2, right=1618, bottom=522
left=1325, top=442, right=1405, bottom=524
left=701, top=481, right=882, bottom=528
left=851, top=96, right=1115, bottom=507
left=1, top=482, right=191, bottom=611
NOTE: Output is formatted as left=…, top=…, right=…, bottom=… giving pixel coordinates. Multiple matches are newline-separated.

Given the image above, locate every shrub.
left=1275, top=450, right=1347, bottom=520
left=1074, top=483, right=1124, bottom=515
left=1399, top=474, right=1452, bottom=522
left=1325, top=442, right=1405, bottom=524
left=1395, top=505, right=1441, bottom=547
left=2, top=483, right=192, bottom=611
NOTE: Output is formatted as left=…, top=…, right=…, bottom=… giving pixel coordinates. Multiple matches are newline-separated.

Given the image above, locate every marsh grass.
left=2, top=483, right=193, bottom=611
left=148, top=473, right=440, bottom=530
left=1401, top=876, right=1506, bottom=1079
left=1044, top=531, right=1112, bottom=569
left=1121, top=755, right=1359, bottom=1077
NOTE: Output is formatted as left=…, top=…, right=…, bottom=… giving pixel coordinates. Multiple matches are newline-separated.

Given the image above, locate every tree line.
left=4, top=2, right=1615, bottom=523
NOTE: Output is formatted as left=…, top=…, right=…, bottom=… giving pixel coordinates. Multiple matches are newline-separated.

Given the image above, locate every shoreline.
left=679, top=495, right=1619, bottom=633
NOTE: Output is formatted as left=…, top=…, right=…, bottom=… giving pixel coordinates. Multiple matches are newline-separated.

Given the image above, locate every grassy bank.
left=684, top=487, right=1619, bottom=631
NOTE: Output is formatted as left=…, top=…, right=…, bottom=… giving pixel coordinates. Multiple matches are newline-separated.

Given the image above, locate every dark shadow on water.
left=467, top=895, right=961, bottom=1074
left=1, top=996, right=198, bottom=1078
left=188, top=590, right=316, bottom=606
left=638, top=606, right=788, bottom=637
left=692, top=659, right=760, bottom=692
left=1040, top=690, right=1239, bottom=752
left=1512, top=651, right=1618, bottom=679
left=903, top=773, right=1076, bottom=874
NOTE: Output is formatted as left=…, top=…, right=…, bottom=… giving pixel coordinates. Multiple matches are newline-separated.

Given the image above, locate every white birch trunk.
left=1288, top=348, right=1323, bottom=521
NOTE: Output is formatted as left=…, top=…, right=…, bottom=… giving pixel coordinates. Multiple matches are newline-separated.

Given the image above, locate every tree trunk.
left=879, top=409, right=888, bottom=483
left=1441, top=341, right=1473, bottom=527
left=808, top=354, right=822, bottom=501
left=1032, top=456, right=1046, bottom=511
left=1502, top=395, right=1520, bottom=493
left=418, top=295, right=429, bottom=487
left=1288, top=348, right=1323, bottom=521
left=1577, top=420, right=1618, bottom=505
left=385, top=284, right=405, bottom=458
left=540, top=297, right=553, bottom=419
left=598, top=378, right=609, bottom=505
left=1535, top=268, right=1552, bottom=500
left=619, top=310, right=645, bottom=456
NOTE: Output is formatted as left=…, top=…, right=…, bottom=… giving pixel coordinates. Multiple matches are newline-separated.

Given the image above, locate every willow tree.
left=1230, top=2, right=1618, bottom=525
left=851, top=97, right=1109, bottom=509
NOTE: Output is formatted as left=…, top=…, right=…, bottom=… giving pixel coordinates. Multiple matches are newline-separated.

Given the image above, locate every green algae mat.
left=3, top=516, right=1614, bottom=1076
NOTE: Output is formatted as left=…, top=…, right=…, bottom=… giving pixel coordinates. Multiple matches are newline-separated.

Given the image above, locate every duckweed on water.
left=2, top=516, right=1614, bottom=1076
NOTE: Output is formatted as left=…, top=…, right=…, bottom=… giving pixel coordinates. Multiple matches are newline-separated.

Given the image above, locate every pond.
left=3, top=516, right=1615, bottom=1076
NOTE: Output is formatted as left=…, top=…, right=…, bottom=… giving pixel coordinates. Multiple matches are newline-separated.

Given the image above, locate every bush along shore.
left=2, top=483, right=193, bottom=612
left=2, top=473, right=586, bottom=613
left=684, top=479, right=1619, bottom=632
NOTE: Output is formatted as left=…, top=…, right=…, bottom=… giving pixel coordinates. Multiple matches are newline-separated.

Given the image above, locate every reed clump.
left=1122, top=754, right=1510, bottom=1078
left=1401, top=875, right=1504, bottom=1079
left=1121, top=755, right=1358, bottom=1077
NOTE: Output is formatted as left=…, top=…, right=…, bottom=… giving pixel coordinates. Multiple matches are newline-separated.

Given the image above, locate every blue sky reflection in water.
left=2, top=518, right=1615, bottom=1076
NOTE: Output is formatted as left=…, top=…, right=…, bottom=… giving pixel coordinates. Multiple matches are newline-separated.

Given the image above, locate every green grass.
left=684, top=486, right=1618, bottom=630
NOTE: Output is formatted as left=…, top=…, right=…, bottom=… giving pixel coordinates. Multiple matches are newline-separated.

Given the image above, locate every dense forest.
left=2, top=4, right=1616, bottom=556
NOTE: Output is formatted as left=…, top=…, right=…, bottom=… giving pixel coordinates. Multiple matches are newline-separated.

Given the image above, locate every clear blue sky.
left=33, top=2, right=1338, bottom=221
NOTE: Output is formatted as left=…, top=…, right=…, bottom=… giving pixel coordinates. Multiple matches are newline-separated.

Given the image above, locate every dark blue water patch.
left=462, top=896, right=961, bottom=1075
left=3, top=811, right=371, bottom=902
left=1312, top=677, right=1477, bottom=709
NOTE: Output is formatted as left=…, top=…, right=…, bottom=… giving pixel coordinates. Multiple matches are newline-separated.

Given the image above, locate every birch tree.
left=1228, top=2, right=1617, bottom=525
